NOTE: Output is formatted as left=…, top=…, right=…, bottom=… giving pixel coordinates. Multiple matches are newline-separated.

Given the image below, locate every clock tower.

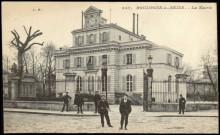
left=84, top=6, right=107, bottom=29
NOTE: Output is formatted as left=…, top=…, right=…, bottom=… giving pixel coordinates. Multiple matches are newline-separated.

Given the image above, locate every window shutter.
left=107, top=76, right=111, bottom=91
left=107, top=55, right=110, bottom=65
left=86, top=35, right=89, bottom=44
left=132, top=75, right=136, bottom=91
left=75, top=36, right=78, bottom=46
left=82, top=36, right=84, bottom=45
left=86, top=57, right=89, bottom=66
left=97, top=76, right=101, bottom=90
left=74, top=58, right=77, bottom=67
left=99, top=55, right=102, bottom=66
left=92, top=76, right=94, bottom=93
left=94, top=56, right=97, bottom=66
left=82, top=76, right=85, bottom=93
left=94, top=34, right=97, bottom=43
left=167, top=54, right=169, bottom=64
left=63, top=60, right=66, bottom=68
left=123, top=54, right=126, bottom=65
left=132, top=53, right=136, bottom=64
left=100, top=33, right=103, bottom=43
left=170, top=55, right=172, bottom=66
left=81, top=57, right=84, bottom=67
left=122, top=76, right=125, bottom=91
left=107, top=32, right=110, bottom=42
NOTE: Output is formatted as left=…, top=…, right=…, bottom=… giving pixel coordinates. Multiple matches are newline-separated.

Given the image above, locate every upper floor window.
left=167, top=54, right=172, bottom=66
left=119, top=35, right=121, bottom=41
left=103, top=32, right=107, bottom=42
left=87, top=56, right=94, bottom=66
left=126, top=54, right=132, bottom=65
left=175, top=57, right=179, bottom=69
left=63, top=59, right=70, bottom=69
left=77, top=57, right=81, bottom=67
left=131, top=38, right=133, bottom=42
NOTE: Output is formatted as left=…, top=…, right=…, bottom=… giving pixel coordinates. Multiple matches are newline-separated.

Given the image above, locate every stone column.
left=10, top=77, right=19, bottom=100
left=143, top=69, right=153, bottom=112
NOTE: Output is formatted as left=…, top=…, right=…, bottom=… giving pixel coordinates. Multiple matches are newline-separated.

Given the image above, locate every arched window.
left=103, top=32, right=107, bottom=42
left=126, top=75, right=132, bottom=92
left=77, top=76, right=82, bottom=92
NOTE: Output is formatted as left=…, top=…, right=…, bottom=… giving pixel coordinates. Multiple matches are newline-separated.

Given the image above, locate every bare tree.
left=9, top=26, right=44, bottom=99
left=182, top=63, right=197, bottom=82
left=40, top=42, right=56, bottom=97
left=201, top=47, right=218, bottom=100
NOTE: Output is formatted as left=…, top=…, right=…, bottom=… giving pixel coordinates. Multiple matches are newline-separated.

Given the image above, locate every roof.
left=71, top=23, right=143, bottom=40
left=84, top=6, right=103, bottom=14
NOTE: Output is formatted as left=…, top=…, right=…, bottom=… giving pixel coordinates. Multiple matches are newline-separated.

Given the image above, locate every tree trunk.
left=17, top=51, right=24, bottom=99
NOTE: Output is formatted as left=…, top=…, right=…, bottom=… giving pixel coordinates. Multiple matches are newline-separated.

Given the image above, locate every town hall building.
left=54, top=6, right=184, bottom=103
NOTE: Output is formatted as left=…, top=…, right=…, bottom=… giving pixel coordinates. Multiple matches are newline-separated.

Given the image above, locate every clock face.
left=89, top=15, right=97, bottom=26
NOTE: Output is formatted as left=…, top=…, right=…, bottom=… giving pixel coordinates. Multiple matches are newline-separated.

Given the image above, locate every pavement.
left=4, top=105, right=218, bottom=117
left=3, top=105, right=219, bottom=133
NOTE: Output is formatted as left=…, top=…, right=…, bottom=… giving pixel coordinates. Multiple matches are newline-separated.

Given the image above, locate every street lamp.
left=148, top=55, right=153, bottom=69
left=101, top=55, right=108, bottom=101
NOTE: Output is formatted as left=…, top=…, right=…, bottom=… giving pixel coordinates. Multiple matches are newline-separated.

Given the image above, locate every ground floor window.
left=127, top=75, right=132, bottom=92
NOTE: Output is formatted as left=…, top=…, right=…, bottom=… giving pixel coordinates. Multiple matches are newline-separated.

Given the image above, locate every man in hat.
left=179, top=94, right=186, bottom=114
left=98, top=95, right=113, bottom=127
left=61, top=92, right=72, bottom=112
left=119, top=93, right=132, bottom=130
left=74, top=91, right=84, bottom=114
left=94, top=91, right=101, bottom=113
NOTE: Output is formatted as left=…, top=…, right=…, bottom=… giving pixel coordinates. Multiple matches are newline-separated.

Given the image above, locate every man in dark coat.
left=61, top=92, right=72, bottom=112
left=119, top=94, right=132, bottom=130
left=94, top=91, right=101, bottom=113
left=179, top=94, right=186, bottom=114
left=98, top=95, right=113, bottom=127
left=74, top=91, right=84, bottom=114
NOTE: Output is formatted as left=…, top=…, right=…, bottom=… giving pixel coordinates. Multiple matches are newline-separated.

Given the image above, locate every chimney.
left=82, top=11, right=84, bottom=29
left=133, top=13, right=135, bottom=34
left=137, top=14, right=139, bottom=35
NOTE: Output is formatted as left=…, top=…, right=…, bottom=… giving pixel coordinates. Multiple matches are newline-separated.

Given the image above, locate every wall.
left=4, top=100, right=95, bottom=111
left=148, top=103, right=218, bottom=112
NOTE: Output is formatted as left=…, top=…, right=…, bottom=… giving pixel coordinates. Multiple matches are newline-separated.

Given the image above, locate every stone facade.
left=54, top=6, right=184, bottom=103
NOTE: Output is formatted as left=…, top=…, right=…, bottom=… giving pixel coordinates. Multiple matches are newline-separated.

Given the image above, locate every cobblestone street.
left=4, top=105, right=218, bottom=133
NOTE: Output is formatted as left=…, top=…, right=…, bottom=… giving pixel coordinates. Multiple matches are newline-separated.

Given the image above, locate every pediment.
left=84, top=6, right=102, bottom=14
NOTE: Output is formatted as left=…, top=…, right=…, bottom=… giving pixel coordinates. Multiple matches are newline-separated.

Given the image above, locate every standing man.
left=94, top=91, right=101, bottom=113
left=119, top=94, right=132, bottom=130
left=98, top=95, right=113, bottom=127
left=74, top=91, right=84, bottom=114
left=61, top=92, right=72, bottom=112
left=179, top=94, right=186, bottom=115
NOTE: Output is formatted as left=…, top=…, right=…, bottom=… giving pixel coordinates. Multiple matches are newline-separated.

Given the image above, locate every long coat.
left=98, top=100, right=109, bottom=114
left=119, top=99, right=132, bottom=115
left=74, top=94, right=84, bottom=106
left=179, top=97, right=186, bottom=109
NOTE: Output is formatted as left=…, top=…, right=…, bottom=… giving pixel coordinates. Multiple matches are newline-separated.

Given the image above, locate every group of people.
left=61, top=91, right=132, bottom=130
left=61, top=90, right=186, bottom=130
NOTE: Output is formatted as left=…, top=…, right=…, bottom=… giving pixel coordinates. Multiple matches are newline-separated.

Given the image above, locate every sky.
left=2, top=2, right=217, bottom=68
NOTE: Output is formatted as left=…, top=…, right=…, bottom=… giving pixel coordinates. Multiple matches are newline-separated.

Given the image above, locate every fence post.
left=194, top=83, right=196, bottom=103
left=204, top=84, right=205, bottom=103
